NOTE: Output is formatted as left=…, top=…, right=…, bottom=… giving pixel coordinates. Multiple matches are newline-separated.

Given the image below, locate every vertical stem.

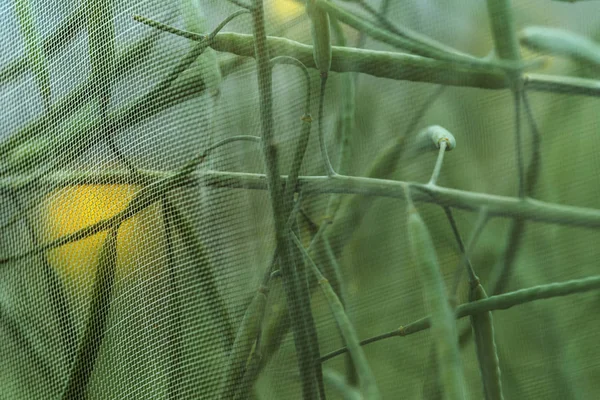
left=428, top=141, right=448, bottom=186
left=161, top=197, right=183, bottom=400
left=485, top=0, right=524, bottom=197
left=512, top=90, right=525, bottom=198
left=250, top=1, right=318, bottom=398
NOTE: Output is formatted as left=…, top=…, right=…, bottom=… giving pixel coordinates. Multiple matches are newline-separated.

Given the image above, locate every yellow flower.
left=270, top=0, right=305, bottom=22
left=42, top=184, right=164, bottom=291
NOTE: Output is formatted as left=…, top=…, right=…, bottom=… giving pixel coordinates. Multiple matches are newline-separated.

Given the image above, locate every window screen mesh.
left=1, top=0, right=600, bottom=399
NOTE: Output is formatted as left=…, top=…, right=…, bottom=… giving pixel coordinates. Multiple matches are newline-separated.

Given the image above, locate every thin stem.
left=522, top=91, right=542, bottom=199
left=319, top=75, right=337, bottom=177
left=443, top=207, right=473, bottom=298
left=513, top=90, right=525, bottom=198
left=428, top=141, right=448, bottom=186
left=250, top=1, right=318, bottom=398
left=227, top=0, right=252, bottom=10
left=315, top=0, right=531, bottom=72
left=270, top=56, right=312, bottom=207
left=8, top=192, right=76, bottom=371
left=134, top=9, right=250, bottom=43
left=1, top=3, right=85, bottom=86
left=61, top=225, right=121, bottom=399
left=1, top=20, right=174, bottom=158
left=451, top=208, right=489, bottom=296
left=490, top=91, right=543, bottom=296
left=14, top=0, right=52, bottom=111
left=321, top=274, right=600, bottom=362
left=161, top=197, right=183, bottom=400
left=292, top=233, right=381, bottom=400
left=169, top=204, right=235, bottom=346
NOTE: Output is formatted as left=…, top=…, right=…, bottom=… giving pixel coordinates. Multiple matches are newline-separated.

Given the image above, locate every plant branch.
left=320, top=274, right=600, bottom=363
left=207, top=32, right=600, bottom=96
left=10, top=170, right=600, bottom=231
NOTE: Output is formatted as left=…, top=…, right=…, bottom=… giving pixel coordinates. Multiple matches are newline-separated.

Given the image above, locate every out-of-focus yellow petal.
left=271, top=0, right=305, bottom=22
left=41, top=185, right=164, bottom=290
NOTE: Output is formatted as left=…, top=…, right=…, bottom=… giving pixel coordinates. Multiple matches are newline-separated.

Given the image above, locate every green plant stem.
left=490, top=90, right=544, bottom=296
left=249, top=1, right=318, bottom=399
left=451, top=208, right=489, bottom=295
left=322, top=368, right=362, bottom=400
left=315, top=0, right=472, bottom=63
left=485, top=0, right=526, bottom=200
left=206, top=33, right=600, bottom=96
left=1, top=3, right=85, bottom=86
left=470, top=284, right=504, bottom=400
left=428, top=141, right=448, bottom=186
left=320, top=20, right=358, bottom=384
left=161, top=197, right=183, bottom=400
left=0, top=136, right=261, bottom=265
left=270, top=56, right=312, bottom=208
left=168, top=201, right=235, bottom=347
left=320, top=274, right=600, bottom=362
left=292, top=233, right=381, bottom=400
left=198, top=172, right=600, bottom=230
left=315, top=0, right=532, bottom=73
left=11, top=191, right=77, bottom=374
left=12, top=169, right=600, bottom=231
left=0, top=22, right=170, bottom=158
left=322, top=15, right=358, bottom=379
left=219, top=287, right=267, bottom=399
left=14, top=0, right=52, bottom=111
left=61, top=225, right=120, bottom=399
left=406, top=200, right=465, bottom=400
left=228, top=0, right=252, bottom=10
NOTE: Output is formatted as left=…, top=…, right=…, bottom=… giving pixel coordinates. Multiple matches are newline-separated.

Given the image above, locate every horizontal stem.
left=208, top=32, right=600, bottom=96
left=11, top=170, right=600, bottom=230
left=321, top=274, right=600, bottom=362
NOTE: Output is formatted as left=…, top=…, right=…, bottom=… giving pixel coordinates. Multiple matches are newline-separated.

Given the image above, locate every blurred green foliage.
left=1, top=0, right=600, bottom=399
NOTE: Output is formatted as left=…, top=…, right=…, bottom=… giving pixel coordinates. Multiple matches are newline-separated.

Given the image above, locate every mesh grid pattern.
left=2, top=0, right=600, bottom=399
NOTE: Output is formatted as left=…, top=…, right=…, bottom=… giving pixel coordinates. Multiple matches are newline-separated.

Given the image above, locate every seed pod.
left=470, top=283, right=504, bottom=400
left=407, top=205, right=466, bottom=400
left=219, top=288, right=267, bottom=399
left=519, top=26, right=600, bottom=67
left=307, top=1, right=332, bottom=76
left=416, top=125, right=457, bottom=151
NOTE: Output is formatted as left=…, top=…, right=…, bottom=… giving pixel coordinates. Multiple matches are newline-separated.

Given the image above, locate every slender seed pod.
left=407, top=204, right=466, bottom=400
left=323, top=368, right=363, bottom=400
left=61, top=226, right=120, bottom=399
left=470, top=283, right=504, bottom=400
left=292, top=233, right=381, bottom=400
left=307, top=0, right=332, bottom=77
left=307, top=1, right=336, bottom=176
left=219, top=287, right=268, bottom=399
left=519, top=26, right=600, bottom=68
left=485, top=0, right=521, bottom=62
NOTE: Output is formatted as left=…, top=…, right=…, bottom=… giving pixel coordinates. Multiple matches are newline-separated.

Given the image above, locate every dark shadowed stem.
left=161, top=197, right=183, bottom=400
left=491, top=90, right=543, bottom=296
left=250, top=1, right=318, bottom=398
